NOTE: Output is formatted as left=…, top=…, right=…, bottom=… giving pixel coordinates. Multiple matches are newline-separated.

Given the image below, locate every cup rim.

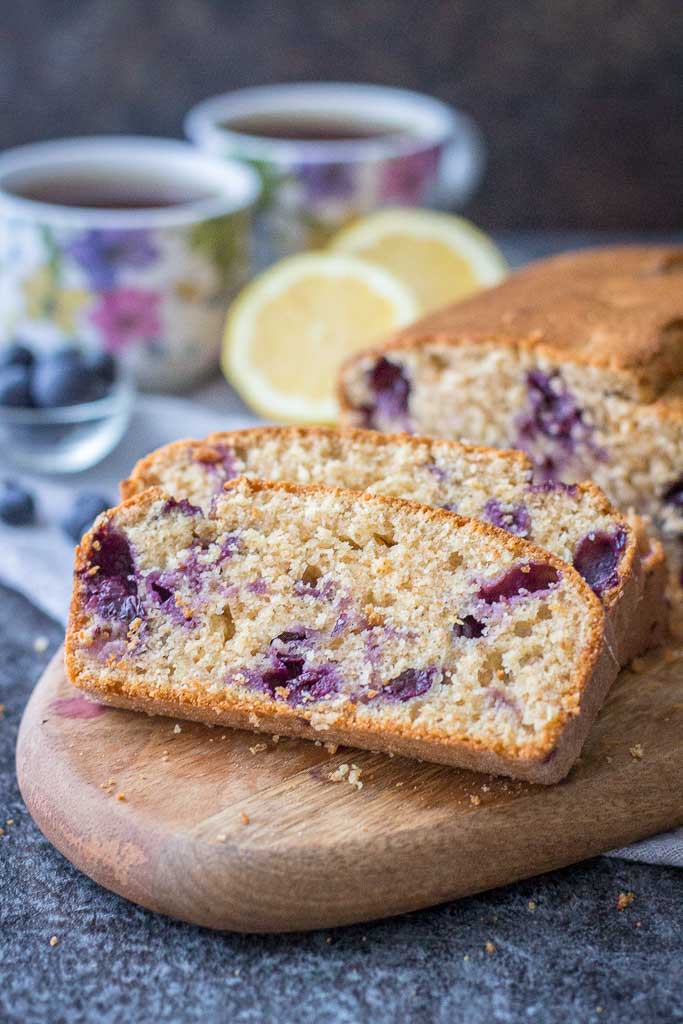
left=184, top=82, right=463, bottom=164
left=0, top=136, right=261, bottom=228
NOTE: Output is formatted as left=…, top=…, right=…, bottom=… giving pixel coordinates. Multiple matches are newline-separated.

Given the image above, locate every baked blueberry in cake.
left=66, top=479, right=619, bottom=784
left=121, top=426, right=666, bottom=664
left=338, top=246, right=682, bottom=623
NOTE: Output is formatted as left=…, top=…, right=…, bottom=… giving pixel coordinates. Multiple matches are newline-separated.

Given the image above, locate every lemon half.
left=221, top=253, right=418, bottom=423
left=330, top=208, right=507, bottom=314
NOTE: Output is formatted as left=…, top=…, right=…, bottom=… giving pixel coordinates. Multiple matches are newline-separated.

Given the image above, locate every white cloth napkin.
left=1, top=379, right=680, bottom=866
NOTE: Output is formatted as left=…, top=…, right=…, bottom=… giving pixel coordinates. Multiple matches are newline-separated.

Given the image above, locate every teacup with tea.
left=0, top=137, right=259, bottom=390
left=185, top=82, right=485, bottom=264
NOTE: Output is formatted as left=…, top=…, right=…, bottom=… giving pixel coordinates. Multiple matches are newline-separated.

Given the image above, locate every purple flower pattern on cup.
left=378, top=146, right=441, bottom=203
left=90, top=287, right=161, bottom=351
left=297, top=161, right=358, bottom=200
left=67, top=229, right=158, bottom=290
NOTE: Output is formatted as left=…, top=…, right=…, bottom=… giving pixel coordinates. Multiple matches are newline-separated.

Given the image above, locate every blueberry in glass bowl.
left=0, top=343, right=134, bottom=473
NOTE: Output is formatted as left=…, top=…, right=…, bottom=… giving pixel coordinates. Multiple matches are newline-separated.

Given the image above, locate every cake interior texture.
left=66, top=481, right=611, bottom=783
left=338, top=246, right=682, bottom=614
left=121, top=426, right=664, bottom=663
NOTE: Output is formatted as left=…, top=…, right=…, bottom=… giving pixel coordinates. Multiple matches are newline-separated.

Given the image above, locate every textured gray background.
left=2, top=582, right=683, bottom=1024
left=1, top=0, right=681, bottom=229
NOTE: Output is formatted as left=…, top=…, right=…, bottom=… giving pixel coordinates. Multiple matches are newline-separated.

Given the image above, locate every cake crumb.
left=485, top=941, right=496, bottom=954
left=240, top=811, right=250, bottom=825
left=469, top=794, right=481, bottom=806
left=0, top=704, right=5, bottom=719
left=49, top=936, right=59, bottom=947
left=0, top=827, right=4, bottom=837
left=216, top=833, right=227, bottom=842
left=528, top=900, right=537, bottom=911
left=6, top=818, right=14, bottom=826
left=617, top=891, right=635, bottom=910
left=116, top=792, right=126, bottom=802
left=272, top=735, right=280, bottom=744
left=173, top=724, right=182, bottom=734
left=635, top=921, right=642, bottom=928
left=249, top=742, right=268, bottom=755
left=463, top=954, right=470, bottom=961
left=33, top=635, right=49, bottom=653
left=629, top=744, right=644, bottom=760
left=325, top=742, right=339, bottom=755
left=326, top=763, right=364, bottom=788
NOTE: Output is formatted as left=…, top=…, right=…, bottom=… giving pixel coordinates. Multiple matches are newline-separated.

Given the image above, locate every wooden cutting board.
left=16, top=646, right=683, bottom=933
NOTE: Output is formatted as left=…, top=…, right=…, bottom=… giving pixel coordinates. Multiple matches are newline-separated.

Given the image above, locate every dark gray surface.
left=2, top=0, right=681, bottom=230
left=1, top=583, right=682, bottom=1024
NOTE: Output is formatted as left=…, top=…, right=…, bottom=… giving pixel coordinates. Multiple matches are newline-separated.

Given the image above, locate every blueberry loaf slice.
left=66, top=479, right=618, bottom=784
left=338, top=246, right=683, bottom=612
left=121, top=426, right=665, bottom=664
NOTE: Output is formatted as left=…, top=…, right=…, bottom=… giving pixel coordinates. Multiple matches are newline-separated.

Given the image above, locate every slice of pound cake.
left=121, top=426, right=665, bottom=664
left=337, top=246, right=683, bottom=615
left=66, top=479, right=618, bottom=784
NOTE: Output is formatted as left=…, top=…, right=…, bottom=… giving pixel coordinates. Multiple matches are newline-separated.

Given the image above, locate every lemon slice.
left=330, top=208, right=507, bottom=314
left=221, top=253, right=418, bottom=423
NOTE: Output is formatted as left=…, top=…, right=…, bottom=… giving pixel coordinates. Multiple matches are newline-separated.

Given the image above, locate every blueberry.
left=478, top=562, right=561, bottom=604
left=483, top=498, right=531, bottom=538
left=82, top=350, right=116, bottom=385
left=378, top=667, right=435, bottom=702
left=361, top=357, right=411, bottom=429
left=0, top=365, right=33, bottom=407
left=573, top=529, right=626, bottom=595
left=61, top=492, right=111, bottom=542
left=31, top=348, right=94, bottom=408
left=0, top=479, right=36, bottom=525
left=0, top=342, right=34, bottom=370
left=453, top=614, right=485, bottom=639
left=663, top=476, right=683, bottom=509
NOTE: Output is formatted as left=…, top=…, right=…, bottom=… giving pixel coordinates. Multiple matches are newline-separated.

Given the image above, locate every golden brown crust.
left=65, top=479, right=614, bottom=785
left=338, top=245, right=683, bottom=405
left=73, top=638, right=617, bottom=785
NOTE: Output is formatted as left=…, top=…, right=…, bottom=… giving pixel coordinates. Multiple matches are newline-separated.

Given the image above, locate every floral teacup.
left=0, top=137, right=259, bottom=391
left=185, top=82, right=485, bottom=265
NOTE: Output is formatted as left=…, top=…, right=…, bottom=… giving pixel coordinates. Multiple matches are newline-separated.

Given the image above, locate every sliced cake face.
left=121, top=427, right=638, bottom=612
left=338, top=247, right=683, bottom=618
left=66, top=481, right=609, bottom=783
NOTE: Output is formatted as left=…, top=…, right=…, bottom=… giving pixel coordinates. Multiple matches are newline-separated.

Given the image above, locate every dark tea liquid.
left=222, top=113, right=406, bottom=142
left=10, top=174, right=213, bottom=209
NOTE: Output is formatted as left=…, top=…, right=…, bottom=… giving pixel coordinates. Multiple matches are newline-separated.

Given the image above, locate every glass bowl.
left=0, top=369, right=134, bottom=473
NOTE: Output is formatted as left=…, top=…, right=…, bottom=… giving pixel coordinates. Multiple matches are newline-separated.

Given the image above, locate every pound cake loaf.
left=122, top=426, right=665, bottom=664
left=66, top=479, right=618, bottom=784
left=338, top=246, right=683, bottom=609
